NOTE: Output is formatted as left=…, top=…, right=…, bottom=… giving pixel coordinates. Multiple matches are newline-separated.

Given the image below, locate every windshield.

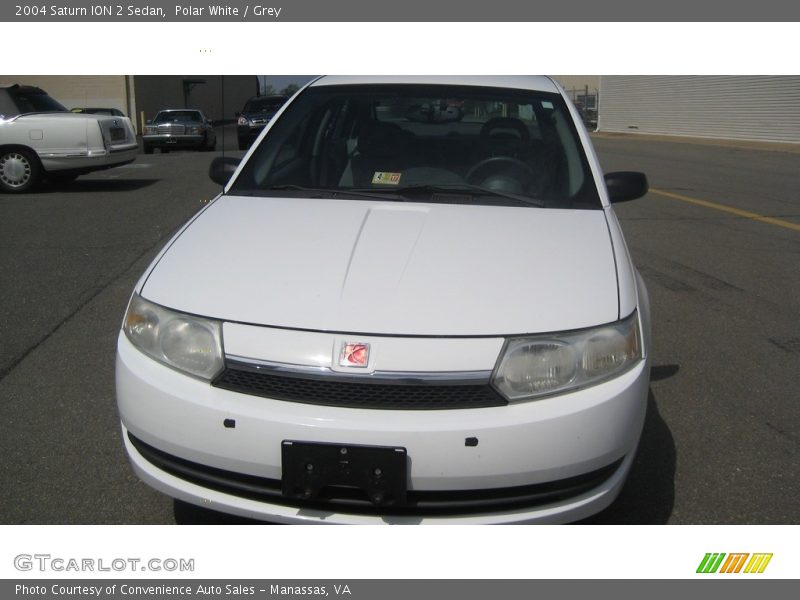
left=153, top=111, right=202, bottom=123
left=243, top=97, right=287, bottom=113
left=230, top=84, right=601, bottom=208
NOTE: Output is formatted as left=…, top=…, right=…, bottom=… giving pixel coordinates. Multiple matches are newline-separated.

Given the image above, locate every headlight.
left=492, top=311, right=642, bottom=402
left=123, top=294, right=224, bottom=380
left=237, top=116, right=250, bottom=126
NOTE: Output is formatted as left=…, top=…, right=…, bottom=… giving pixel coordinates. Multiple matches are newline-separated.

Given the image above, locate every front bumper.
left=116, top=333, right=649, bottom=524
left=143, top=134, right=205, bottom=149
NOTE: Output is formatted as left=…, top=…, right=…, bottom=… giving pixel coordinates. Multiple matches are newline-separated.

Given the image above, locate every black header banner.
left=3, top=0, right=800, bottom=22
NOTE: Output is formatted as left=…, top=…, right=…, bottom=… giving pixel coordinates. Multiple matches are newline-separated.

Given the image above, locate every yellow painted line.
left=649, top=188, right=800, bottom=233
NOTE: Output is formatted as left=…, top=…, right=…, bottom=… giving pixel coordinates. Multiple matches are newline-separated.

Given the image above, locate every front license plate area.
left=281, top=441, right=407, bottom=506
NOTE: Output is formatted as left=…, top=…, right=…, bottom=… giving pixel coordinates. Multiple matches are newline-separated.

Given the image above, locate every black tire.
left=238, top=139, right=249, bottom=151
left=202, top=135, right=216, bottom=152
left=0, top=148, right=41, bottom=193
left=143, top=145, right=154, bottom=155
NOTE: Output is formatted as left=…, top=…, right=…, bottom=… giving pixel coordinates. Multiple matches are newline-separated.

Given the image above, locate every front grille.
left=157, top=123, right=185, bottom=134
left=212, top=361, right=506, bottom=410
left=129, top=433, right=623, bottom=518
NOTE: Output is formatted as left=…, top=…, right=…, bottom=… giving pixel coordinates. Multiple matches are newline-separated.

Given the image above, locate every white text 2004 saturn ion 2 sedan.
left=116, top=76, right=651, bottom=524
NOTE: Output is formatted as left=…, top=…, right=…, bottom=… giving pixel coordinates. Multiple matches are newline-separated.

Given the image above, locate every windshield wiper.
left=254, top=184, right=542, bottom=206
left=389, top=184, right=545, bottom=207
left=266, top=184, right=405, bottom=202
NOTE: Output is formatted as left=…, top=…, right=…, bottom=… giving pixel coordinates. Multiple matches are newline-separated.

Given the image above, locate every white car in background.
left=116, top=75, right=651, bottom=524
left=0, top=84, right=138, bottom=193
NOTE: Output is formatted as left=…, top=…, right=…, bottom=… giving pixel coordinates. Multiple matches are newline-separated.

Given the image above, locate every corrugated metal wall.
left=598, top=76, right=800, bottom=144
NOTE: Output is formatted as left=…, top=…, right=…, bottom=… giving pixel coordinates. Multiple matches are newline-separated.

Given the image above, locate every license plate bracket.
left=281, top=441, right=408, bottom=506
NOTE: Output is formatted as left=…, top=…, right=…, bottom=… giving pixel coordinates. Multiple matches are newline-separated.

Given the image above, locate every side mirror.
left=604, top=171, right=648, bottom=203
left=209, top=156, right=240, bottom=187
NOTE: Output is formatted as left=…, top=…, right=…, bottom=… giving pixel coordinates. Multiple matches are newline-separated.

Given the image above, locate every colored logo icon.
left=696, top=553, right=773, bottom=574
left=339, top=342, right=370, bottom=368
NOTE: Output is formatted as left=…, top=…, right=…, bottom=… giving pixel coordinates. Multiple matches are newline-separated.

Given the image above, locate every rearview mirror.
left=604, top=171, right=648, bottom=203
left=209, top=156, right=240, bottom=187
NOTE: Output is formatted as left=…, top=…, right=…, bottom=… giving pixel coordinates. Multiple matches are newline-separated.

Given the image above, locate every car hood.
left=141, top=195, right=620, bottom=336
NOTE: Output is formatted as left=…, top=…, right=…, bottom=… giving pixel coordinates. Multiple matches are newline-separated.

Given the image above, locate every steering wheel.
left=465, top=156, right=538, bottom=193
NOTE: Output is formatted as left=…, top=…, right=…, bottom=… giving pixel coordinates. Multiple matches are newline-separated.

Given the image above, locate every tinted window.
left=10, top=89, right=67, bottom=114
left=231, top=84, right=600, bottom=209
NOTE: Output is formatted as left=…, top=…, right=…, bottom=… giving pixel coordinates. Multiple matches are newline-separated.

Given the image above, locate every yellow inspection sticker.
left=372, top=172, right=402, bottom=185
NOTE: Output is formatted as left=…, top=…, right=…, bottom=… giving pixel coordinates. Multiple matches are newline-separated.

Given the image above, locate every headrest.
left=480, top=117, right=530, bottom=143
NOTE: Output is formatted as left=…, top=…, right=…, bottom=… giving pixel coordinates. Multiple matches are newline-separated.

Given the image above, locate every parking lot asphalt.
left=1, top=128, right=798, bottom=524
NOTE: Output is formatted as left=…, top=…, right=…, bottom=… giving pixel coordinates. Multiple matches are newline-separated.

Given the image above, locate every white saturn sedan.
left=116, top=76, right=651, bottom=524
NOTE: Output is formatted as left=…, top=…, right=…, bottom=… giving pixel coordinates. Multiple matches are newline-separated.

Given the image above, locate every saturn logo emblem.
left=339, top=342, right=370, bottom=368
